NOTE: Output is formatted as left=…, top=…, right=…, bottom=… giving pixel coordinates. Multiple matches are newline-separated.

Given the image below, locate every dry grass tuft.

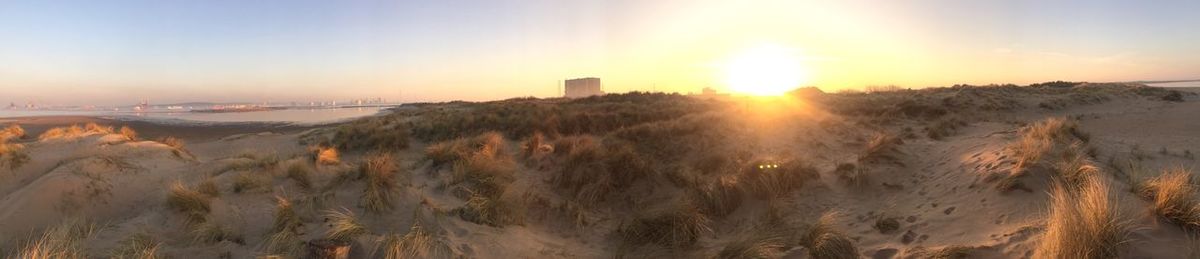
left=197, top=177, right=220, bottom=197
left=693, top=175, right=745, bottom=217
left=166, top=181, right=212, bottom=226
left=38, top=123, right=114, bottom=141
left=0, top=125, right=30, bottom=170
left=803, top=213, right=858, bottom=259
left=1037, top=178, right=1130, bottom=258
left=553, top=136, right=651, bottom=203
left=119, top=126, right=138, bottom=141
left=12, top=218, right=96, bottom=259
left=287, top=162, right=315, bottom=190
left=232, top=172, right=268, bottom=193
left=998, top=117, right=1091, bottom=191
left=452, top=192, right=525, bottom=227
left=109, top=233, right=162, bottom=259
left=380, top=219, right=453, bottom=259
left=332, top=116, right=410, bottom=151
left=716, top=233, right=787, bottom=259
left=324, top=209, right=368, bottom=242
left=743, top=160, right=819, bottom=199
left=157, top=136, right=192, bottom=159
left=191, top=221, right=243, bottom=244
left=617, top=203, right=712, bottom=248
left=361, top=153, right=401, bottom=214
left=859, top=132, right=902, bottom=163
left=312, top=146, right=341, bottom=165
left=263, top=196, right=304, bottom=257
left=1138, top=167, right=1200, bottom=230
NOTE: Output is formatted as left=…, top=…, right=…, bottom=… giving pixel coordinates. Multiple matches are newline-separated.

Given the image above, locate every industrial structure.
left=564, top=77, right=603, bottom=98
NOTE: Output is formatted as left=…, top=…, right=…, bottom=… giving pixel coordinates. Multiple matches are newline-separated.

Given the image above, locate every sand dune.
left=0, top=83, right=1197, bottom=258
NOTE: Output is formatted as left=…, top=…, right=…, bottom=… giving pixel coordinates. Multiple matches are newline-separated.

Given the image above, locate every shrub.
left=166, top=181, right=212, bottom=226
left=1037, top=178, right=1129, bottom=258
left=324, top=209, right=368, bottom=242
left=109, top=233, right=162, bottom=259
left=617, top=203, right=711, bottom=248
left=1138, top=167, right=1200, bottom=230
left=12, top=218, right=96, bottom=259
left=119, top=126, right=138, bottom=141
left=803, top=213, right=858, bottom=259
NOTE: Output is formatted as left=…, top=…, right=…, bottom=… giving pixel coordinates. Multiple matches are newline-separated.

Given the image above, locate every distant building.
left=701, top=87, right=717, bottom=95
left=564, top=77, right=603, bottom=98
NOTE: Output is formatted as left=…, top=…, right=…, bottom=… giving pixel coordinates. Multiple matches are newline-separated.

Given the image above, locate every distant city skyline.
left=3, top=0, right=1199, bottom=106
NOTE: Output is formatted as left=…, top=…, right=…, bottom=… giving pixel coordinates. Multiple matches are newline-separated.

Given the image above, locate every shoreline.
left=0, top=115, right=323, bottom=142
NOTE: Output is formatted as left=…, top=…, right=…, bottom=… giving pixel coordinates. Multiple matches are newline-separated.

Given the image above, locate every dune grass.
left=154, top=136, right=193, bottom=159
left=1138, top=167, right=1200, bottom=230
left=0, top=125, right=30, bottom=170
left=859, top=132, right=902, bottom=163
left=286, top=162, right=315, bottom=190
left=324, top=209, right=368, bottom=242
left=452, top=192, right=525, bottom=227
left=380, top=219, right=453, bottom=259
left=11, top=218, right=96, bottom=259
left=716, top=233, right=787, bottom=259
left=743, top=160, right=819, bottom=198
left=197, top=177, right=220, bottom=197
left=553, top=136, right=651, bottom=203
left=802, top=213, right=858, bottom=259
left=190, top=221, right=242, bottom=244
left=1036, top=178, right=1130, bottom=258
left=617, top=203, right=712, bottom=248
left=332, top=116, right=410, bottom=151
left=166, top=181, right=212, bottom=226
left=692, top=175, right=745, bottom=218
left=109, top=233, right=162, bottom=259
left=232, top=172, right=268, bottom=194
left=262, top=196, right=304, bottom=257
left=38, top=123, right=115, bottom=141
left=119, top=126, right=138, bottom=141
left=997, top=117, right=1091, bottom=191
left=360, top=152, right=401, bottom=214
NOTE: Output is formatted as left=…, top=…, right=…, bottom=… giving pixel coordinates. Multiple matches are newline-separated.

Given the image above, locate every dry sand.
left=0, top=85, right=1197, bottom=258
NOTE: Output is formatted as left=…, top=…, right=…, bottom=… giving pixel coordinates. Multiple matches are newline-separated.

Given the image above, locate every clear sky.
left=2, top=0, right=1198, bottom=106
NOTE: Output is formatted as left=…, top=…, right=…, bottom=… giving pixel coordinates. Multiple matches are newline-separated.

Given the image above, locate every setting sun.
left=722, top=44, right=810, bottom=96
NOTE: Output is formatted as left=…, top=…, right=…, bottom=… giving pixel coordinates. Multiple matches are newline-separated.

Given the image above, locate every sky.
left=1, top=0, right=1198, bottom=106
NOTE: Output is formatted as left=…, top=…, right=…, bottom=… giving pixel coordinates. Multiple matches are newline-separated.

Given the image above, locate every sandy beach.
left=1, top=84, right=1197, bottom=258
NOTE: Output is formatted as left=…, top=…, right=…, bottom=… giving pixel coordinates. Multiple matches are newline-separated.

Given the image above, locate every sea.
left=0, top=107, right=389, bottom=125
left=1146, top=81, right=1200, bottom=88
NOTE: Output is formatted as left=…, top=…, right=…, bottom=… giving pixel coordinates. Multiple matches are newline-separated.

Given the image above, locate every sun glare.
left=722, top=44, right=809, bottom=96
